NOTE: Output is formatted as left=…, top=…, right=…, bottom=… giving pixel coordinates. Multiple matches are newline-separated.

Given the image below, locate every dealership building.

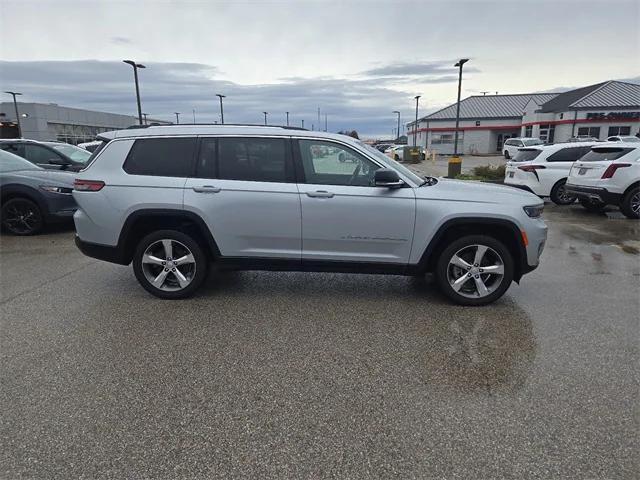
left=0, top=102, right=168, bottom=145
left=408, top=80, right=640, bottom=155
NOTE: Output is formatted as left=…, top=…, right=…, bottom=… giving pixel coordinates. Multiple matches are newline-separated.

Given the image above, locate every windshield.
left=580, top=147, right=635, bottom=162
left=359, top=142, right=424, bottom=185
left=513, top=149, right=542, bottom=162
left=523, top=139, right=544, bottom=146
left=0, top=149, right=41, bottom=172
left=50, top=144, right=92, bottom=164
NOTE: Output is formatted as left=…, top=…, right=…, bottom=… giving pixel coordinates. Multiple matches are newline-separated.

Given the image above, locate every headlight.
left=523, top=204, right=544, bottom=218
left=40, top=185, right=73, bottom=194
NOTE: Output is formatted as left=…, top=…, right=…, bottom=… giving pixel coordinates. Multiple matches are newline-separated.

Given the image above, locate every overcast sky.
left=1, top=0, right=638, bottom=137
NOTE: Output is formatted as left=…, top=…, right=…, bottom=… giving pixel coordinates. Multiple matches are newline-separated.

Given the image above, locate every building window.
left=539, top=124, right=555, bottom=143
left=475, top=121, right=481, bottom=126
left=607, top=126, right=631, bottom=137
left=524, top=125, right=533, bottom=137
left=431, top=132, right=463, bottom=144
left=560, top=113, right=564, bottom=119
left=577, top=127, right=601, bottom=138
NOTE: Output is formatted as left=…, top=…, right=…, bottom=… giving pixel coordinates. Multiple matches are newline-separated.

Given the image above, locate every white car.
left=385, top=145, right=405, bottom=161
left=606, top=135, right=640, bottom=143
left=504, top=142, right=597, bottom=205
left=503, top=138, right=544, bottom=159
left=565, top=142, right=640, bottom=219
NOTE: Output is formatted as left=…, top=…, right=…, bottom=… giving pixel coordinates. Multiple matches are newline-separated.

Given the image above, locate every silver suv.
left=73, top=125, right=547, bottom=306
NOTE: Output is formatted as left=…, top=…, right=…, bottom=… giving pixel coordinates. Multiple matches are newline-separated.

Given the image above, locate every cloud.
left=0, top=60, right=443, bottom=137
left=110, top=36, right=132, bottom=45
left=360, top=60, right=481, bottom=78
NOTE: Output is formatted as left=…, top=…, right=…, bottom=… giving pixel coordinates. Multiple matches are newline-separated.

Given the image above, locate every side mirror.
left=374, top=168, right=404, bottom=188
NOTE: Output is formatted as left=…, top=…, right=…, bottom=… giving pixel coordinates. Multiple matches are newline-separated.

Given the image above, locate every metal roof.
left=420, top=93, right=558, bottom=122
left=568, top=81, right=640, bottom=109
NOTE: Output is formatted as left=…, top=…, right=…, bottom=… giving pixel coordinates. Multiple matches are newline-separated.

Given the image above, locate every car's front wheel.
left=1, top=197, right=44, bottom=235
left=550, top=179, right=576, bottom=205
left=620, top=186, right=640, bottom=219
left=133, top=230, right=208, bottom=299
left=504, top=150, right=510, bottom=159
left=435, top=235, right=514, bottom=306
left=578, top=197, right=606, bottom=213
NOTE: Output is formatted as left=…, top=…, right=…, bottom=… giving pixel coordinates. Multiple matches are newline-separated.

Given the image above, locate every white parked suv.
left=504, top=142, right=597, bottom=205
left=503, top=138, right=544, bottom=159
left=73, top=125, right=547, bottom=305
left=565, top=142, right=640, bottom=219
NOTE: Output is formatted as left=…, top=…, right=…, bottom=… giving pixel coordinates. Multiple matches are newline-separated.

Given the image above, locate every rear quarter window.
left=513, top=149, right=542, bottom=162
left=123, top=137, right=197, bottom=177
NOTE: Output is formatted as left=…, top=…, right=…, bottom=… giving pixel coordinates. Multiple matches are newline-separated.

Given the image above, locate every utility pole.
left=4, top=91, right=23, bottom=137
left=174, top=112, right=180, bottom=124
left=263, top=111, right=268, bottom=125
left=192, top=109, right=196, bottom=123
left=301, top=119, right=304, bottom=128
left=122, top=60, right=146, bottom=125
left=286, top=111, right=289, bottom=126
left=413, top=95, right=421, bottom=146
left=216, top=94, right=225, bottom=124
left=448, top=58, right=469, bottom=178
left=142, top=113, right=148, bottom=125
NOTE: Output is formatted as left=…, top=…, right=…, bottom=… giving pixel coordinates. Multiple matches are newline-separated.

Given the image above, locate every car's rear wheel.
left=620, top=186, right=640, bottom=219
left=435, top=235, right=514, bottom=306
left=133, top=230, right=208, bottom=299
left=578, top=197, right=606, bottom=213
left=1, top=197, right=44, bottom=235
left=550, top=179, right=576, bottom=205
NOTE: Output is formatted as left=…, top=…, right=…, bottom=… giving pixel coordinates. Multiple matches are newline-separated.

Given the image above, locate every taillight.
left=74, top=179, right=105, bottom=191
left=517, top=165, right=546, bottom=172
left=601, top=163, right=631, bottom=179
left=518, top=164, right=545, bottom=180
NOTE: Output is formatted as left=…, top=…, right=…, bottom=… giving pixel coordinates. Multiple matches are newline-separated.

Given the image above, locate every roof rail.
left=126, top=123, right=308, bottom=131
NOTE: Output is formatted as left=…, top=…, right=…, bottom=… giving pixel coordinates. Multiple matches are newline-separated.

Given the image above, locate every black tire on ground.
left=1, top=197, right=44, bottom=235
left=504, top=151, right=510, bottom=159
left=394, top=154, right=401, bottom=161
left=133, top=229, right=209, bottom=299
left=550, top=179, right=576, bottom=205
left=578, top=197, right=606, bottom=213
left=620, top=186, right=640, bottom=219
left=435, top=234, right=515, bottom=306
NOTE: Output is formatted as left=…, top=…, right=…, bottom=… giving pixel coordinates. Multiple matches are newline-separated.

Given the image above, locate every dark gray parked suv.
left=0, top=149, right=76, bottom=235
left=0, top=139, right=91, bottom=171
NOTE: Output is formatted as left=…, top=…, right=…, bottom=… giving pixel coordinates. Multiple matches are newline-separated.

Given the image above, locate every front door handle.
left=306, top=190, right=334, bottom=198
left=192, top=185, right=221, bottom=193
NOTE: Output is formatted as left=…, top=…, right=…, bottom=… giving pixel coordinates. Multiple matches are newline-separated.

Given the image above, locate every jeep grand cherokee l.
left=73, top=125, right=547, bottom=306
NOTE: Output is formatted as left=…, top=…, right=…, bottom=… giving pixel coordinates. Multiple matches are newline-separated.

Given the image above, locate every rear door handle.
left=306, top=190, right=334, bottom=198
left=192, top=185, right=221, bottom=193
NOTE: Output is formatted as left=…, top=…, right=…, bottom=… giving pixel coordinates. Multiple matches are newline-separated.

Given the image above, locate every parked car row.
left=504, top=141, right=639, bottom=218
left=503, top=135, right=640, bottom=159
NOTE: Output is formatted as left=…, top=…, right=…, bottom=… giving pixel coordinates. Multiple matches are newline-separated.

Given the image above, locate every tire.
left=435, top=234, right=514, bottom=306
left=578, top=197, right=606, bottom=213
left=504, top=151, right=510, bottom=159
left=1, top=197, right=44, bottom=235
left=550, top=179, right=576, bottom=205
left=394, top=154, right=401, bottom=161
left=132, top=229, right=208, bottom=299
left=620, top=186, right=640, bottom=219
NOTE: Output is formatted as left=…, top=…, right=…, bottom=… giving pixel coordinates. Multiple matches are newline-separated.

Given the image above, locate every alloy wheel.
left=141, top=239, right=197, bottom=292
left=556, top=185, right=576, bottom=204
left=631, top=192, right=640, bottom=216
left=2, top=200, right=41, bottom=234
left=446, top=244, right=505, bottom=299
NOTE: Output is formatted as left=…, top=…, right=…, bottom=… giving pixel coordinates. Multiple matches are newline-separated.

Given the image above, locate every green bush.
left=472, top=164, right=506, bottom=179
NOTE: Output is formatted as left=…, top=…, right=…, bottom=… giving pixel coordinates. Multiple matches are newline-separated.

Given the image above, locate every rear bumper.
left=565, top=184, right=622, bottom=205
left=75, top=236, right=129, bottom=265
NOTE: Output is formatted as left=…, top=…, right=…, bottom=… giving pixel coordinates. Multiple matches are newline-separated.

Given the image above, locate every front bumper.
left=564, top=184, right=622, bottom=205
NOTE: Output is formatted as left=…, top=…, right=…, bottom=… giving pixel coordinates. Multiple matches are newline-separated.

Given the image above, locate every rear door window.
left=580, top=147, right=635, bottom=162
left=123, top=137, right=196, bottom=177
left=215, top=137, right=290, bottom=182
left=513, top=149, right=542, bottom=162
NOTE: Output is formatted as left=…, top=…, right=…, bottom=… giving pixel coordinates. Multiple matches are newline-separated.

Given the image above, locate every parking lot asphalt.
left=1, top=206, right=639, bottom=479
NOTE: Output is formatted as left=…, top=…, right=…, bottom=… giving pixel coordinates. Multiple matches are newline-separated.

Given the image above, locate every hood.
left=416, top=177, right=541, bottom=205
left=5, top=169, right=76, bottom=187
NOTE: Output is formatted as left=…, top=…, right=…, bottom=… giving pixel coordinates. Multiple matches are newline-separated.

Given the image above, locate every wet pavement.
left=1, top=206, right=638, bottom=479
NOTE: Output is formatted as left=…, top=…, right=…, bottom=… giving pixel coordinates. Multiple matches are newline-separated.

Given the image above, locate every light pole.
left=413, top=95, right=421, bottom=146
left=392, top=110, right=400, bottom=141
left=448, top=58, right=469, bottom=178
left=142, top=113, right=148, bottom=125
left=122, top=60, right=146, bottom=125
left=192, top=109, right=196, bottom=123
left=216, top=94, right=225, bottom=124
left=174, top=112, right=180, bottom=124
left=4, top=91, right=22, bottom=138
left=263, top=111, right=268, bottom=125
left=301, top=119, right=304, bottom=128
left=286, top=111, right=289, bottom=126
left=324, top=113, right=327, bottom=132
